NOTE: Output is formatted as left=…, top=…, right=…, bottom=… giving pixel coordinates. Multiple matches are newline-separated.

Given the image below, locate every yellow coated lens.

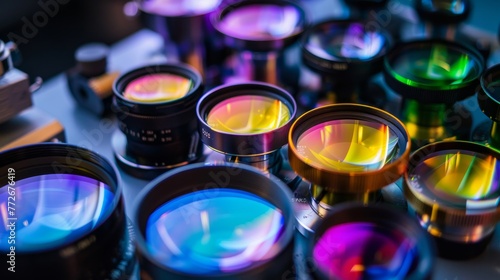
left=412, top=150, right=500, bottom=200
left=123, top=73, right=192, bottom=102
left=206, top=95, right=291, bottom=134
left=295, top=119, right=398, bottom=172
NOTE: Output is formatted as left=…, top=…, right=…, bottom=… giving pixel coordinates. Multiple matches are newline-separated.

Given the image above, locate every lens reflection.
left=410, top=150, right=500, bottom=200
left=295, top=119, right=399, bottom=171
left=217, top=4, right=302, bottom=40
left=306, top=23, right=386, bottom=60
left=145, top=189, right=284, bottom=274
left=123, top=73, right=192, bottom=103
left=140, top=0, right=221, bottom=16
left=422, top=0, right=465, bottom=14
left=206, top=95, right=291, bottom=134
left=390, top=44, right=479, bottom=87
left=313, top=222, right=417, bottom=280
left=0, top=174, right=114, bottom=252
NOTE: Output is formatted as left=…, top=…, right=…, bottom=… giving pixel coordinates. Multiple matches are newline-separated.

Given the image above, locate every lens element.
left=206, top=95, right=291, bottom=134
left=123, top=73, right=192, bottom=103
left=146, top=189, right=284, bottom=274
left=139, top=0, right=221, bottom=16
left=0, top=174, right=114, bottom=252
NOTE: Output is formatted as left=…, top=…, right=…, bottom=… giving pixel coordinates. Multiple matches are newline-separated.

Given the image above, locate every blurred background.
left=0, top=0, right=499, bottom=81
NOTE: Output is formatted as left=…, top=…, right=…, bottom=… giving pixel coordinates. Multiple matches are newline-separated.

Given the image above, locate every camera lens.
left=0, top=143, right=135, bottom=279
left=415, top=0, right=470, bottom=25
left=384, top=39, right=484, bottom=149
left=133, top=163, right=295, bottom=279
left=404, top=140, right=500, bottom=259
left=477, top=63, right=500, bottom=150
left=288, top=104, right=410, bottom=235
left=0, top=40, right=13, bottom=77
left=197, top=82, right=296, bottom=174
left=306, top=203, right=435, bottom=280
left=112, top=63, right=204, bottom=179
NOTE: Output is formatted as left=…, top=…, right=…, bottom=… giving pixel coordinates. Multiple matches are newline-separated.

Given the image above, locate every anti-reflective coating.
left=206, top=95, right=291, bottom=134
left=296, top=119, right=399, bottom=172
left=217, top=4, right=302, bottom=40
left=0, top=174, right=115, bottom=252
left=123, top=73, right=192, bottom=103
left=409, top=149, right=500, bottom=204
left=145, top=188, right=285, bottom=274
left=388, top=43, right=482, bottom=88
left=139, top=0, right=221, bottom=16
left=313, top=222, right=418, bottom=279
left=305, top=22, right=388, bottom=61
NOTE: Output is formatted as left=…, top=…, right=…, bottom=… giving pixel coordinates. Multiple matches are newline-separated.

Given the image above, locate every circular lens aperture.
left=123, top=73, right=192, bottom=103
left=384, top=39, right=484, bottom=103
left=0, top=174, right=114, bottom=252
left=288, top=104, right=410, bottom=192
left=308, top=203, right=435, bottom=280
left=296, top=119, right=399, bottom=172
left=146, top=189, right=284, bottom=274
left=139, top=0, right=221, bottom=16
left=134, top=163, right=295, bottom=279
left=206, top=95, right=291, bottom=134
left=313, top=222, right=417, bottom=280
left=217, top=4, right=302, bottom=41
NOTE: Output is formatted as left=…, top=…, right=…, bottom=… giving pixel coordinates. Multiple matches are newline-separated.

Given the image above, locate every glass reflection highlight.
left=123, top=73, right=192, bottom=103
left=0, top=174, right=114, bottom=252
left=313, top=222, right=417, bottom=280
left=217, top=4, right=302, bottom=40
left=411, top=150, right=500, bottom=200
left=140, top=0, right=221, bottom=16
left=421, top=0, right=465, bottom=14
left=206, top=95, right=291, bottom=134
left=307, top=23, right=386, bottom=61
left=296, top=120, right=399, bottom=171
left=145, top=189, right=285, bottom=274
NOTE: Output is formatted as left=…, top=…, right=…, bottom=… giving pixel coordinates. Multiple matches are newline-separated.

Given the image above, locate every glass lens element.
left=217, top=4, right=302, bottom=40
left=123, top=73, right=192, bottom=103
left=139, top=0, right=221, bottom=16
left=484, top=80, right=500, bottom=102
left=313, top=222, right=418, bottom=280
left=421, top=0, right=465, bottom=14
left=295, top=119, right=399, bottom=171
left=389, top=44, right=481, bottom=88
left=0, top=174, right=115, bottom=252
left=410, top=150, right=500, bottom=201
left=206, top=95, right=291, bottom=134
left=306, top=23, right=387, bottom=61
left=145, top=189, right=285, bottom=274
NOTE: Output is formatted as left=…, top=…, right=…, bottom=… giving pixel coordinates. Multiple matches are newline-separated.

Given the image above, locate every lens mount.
left=478, top=63, right=500, bottom=122
left=288, top=103, right=410, bottom=193
left=133, top=162, right=295, bottom=279
left=302, top=19, right=392, bottom=79
left=306, top=203, right=435, bottom=280
left=197, top=82, right=296, bottom=156
left=112, top=63, right=204, bottom=178
left=0, top=143, right=135, bottom=279
left=211, top=0, right=308, bottom=52
left=384, top=39, right=484, bottom=104
left=404, top=141, right=500, bottom=258
left=415, top=0, right=471, bottom=24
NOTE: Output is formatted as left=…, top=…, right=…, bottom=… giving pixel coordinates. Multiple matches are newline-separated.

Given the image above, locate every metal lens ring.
left=288, top=103, right=410, bottom=193
left=212, top=0, right=308, bottom=52
left=383, top=38, right=484, bottom=104
left=404, top=140, right=500, bottom=259
left=0, top=143, right=135, bottom=280
left=302, top=19, right=392, bottom=78
left=478, top=63, right=500, bottom=122
left=133, top=163, right=295, bottom=280
left=111, top=63, right=204, bottom=178
left=307, top=203, right=435, bottom=280
left=197, top=82, right=297, bottom=157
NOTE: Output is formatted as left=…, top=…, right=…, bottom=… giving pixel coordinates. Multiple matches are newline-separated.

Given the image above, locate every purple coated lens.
left=139, top=0, right=221, bottom=16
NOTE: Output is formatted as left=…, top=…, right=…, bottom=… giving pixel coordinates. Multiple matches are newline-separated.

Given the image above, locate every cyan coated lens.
left=134, top=163, right=295, bottom=280
left=0, top=174, right=114, bottom=252
left=146, top=189, right=284, bottom=274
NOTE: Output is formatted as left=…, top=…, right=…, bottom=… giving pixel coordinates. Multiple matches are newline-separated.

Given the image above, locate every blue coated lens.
left=145, top=188, right=285, bottom=274
left=0, top=174, right=115, bottom=252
